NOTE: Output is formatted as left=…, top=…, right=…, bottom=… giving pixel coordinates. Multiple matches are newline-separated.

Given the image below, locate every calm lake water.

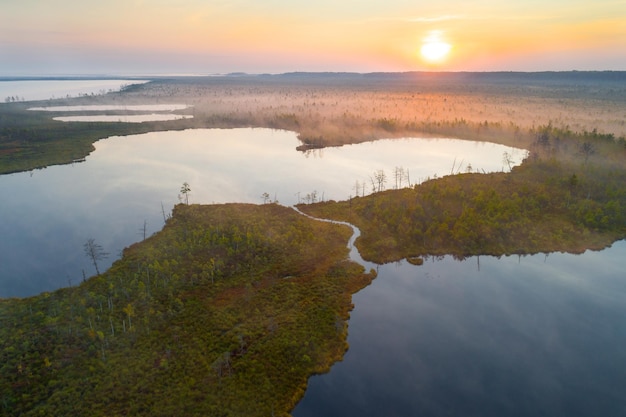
left=52, top=114, right=194, bottom=123
left=0, top=128, right=525, bottom=297
left=28, top=104, right=190, bottom=111
left=294, top=242, right=626, bottom=417
left=0, top=79, right=148, bottom=102
left=28, top=104, right=194, bottom=123
left=0, top=127, right=624, bottom=415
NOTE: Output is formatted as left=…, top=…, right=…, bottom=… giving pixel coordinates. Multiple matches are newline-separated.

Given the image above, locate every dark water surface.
left=293, top=242, right=626, bottom=416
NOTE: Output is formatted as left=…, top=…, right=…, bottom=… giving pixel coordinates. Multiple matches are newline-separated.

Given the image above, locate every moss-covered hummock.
left=299, top=128, right=626, bottom=263
left=0, top=203, right=374, bottom=416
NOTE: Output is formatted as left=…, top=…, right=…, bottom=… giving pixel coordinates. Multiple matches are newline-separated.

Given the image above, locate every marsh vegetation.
left=1, top=72, right=625, bottom=416
left=0, top=204, right=374, bottom=416
left=2, top=72, right=625, bottom=174
left=299, top=123, right=626, bottom=262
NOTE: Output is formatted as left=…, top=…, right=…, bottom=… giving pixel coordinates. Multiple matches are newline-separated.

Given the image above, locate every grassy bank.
left=1, top=73, right=625, bottom=416
left=298, top=126, right=626, bottom=263
left=0, top=100, right=197, bottom=174
left=0, top=204, right=374, bottom=416
left=2, top=72, right=625, bottom=175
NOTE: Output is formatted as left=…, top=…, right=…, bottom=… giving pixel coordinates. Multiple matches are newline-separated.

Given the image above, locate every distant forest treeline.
left=273, top=70, right=626, bottom=84
left=2, top=72, right=626, bottom=174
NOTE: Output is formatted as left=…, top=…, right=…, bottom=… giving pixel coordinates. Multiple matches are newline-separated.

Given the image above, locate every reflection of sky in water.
left=2, top=127, right=625, bottom=414
left=53, top=114, right=193, bottom=123
left=91, top=128, right=526, bottom=205
left=29, top=104, right=189, bottom=111
left=28, top=103, right=194, bottom=123
left=295, top=242, right=626, bottom=417
left=0, top=80, right=148, bottom=101
left=0, top=127, right=533, bottom=297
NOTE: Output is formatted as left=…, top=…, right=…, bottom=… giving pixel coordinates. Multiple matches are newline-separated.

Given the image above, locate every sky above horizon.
left=1, top=0, right=625, bottom=75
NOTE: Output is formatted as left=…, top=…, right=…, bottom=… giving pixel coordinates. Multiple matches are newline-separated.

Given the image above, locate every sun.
left=421, top=41, right=451, bottom=62
left=420, top=31, right=451, bottom=63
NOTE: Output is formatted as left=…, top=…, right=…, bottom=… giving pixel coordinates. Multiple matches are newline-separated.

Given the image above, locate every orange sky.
left=1, top=0, right=625, bottom=75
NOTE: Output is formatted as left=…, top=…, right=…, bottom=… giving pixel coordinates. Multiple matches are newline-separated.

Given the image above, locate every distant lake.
left=0, top=79, right=148, bottom=102
left=0, top=128, right=525, bottom=297
left=52, top=114, right=194, bottom=123
left=294, top=241, right=626, bottom=417
left=28, top=103, right=193, bottom=123
left=28, top=104, right=189, bottom=112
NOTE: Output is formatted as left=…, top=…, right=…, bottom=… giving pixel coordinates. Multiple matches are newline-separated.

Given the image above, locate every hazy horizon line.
left=2, top=69, right=625, bottom=80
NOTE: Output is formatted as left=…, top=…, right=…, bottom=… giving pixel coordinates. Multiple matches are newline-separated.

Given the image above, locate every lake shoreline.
left=1, top=73, right=625, bottom=416
left=3, top=72, right=625, bottom=175
left=0, top=203, right=377, bottom=416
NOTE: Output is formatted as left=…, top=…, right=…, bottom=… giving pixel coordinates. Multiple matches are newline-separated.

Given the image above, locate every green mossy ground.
left=0, top=204, right=374, bottom=416
left=2, top=75, right=625, bottom=416
left=0, top=100, right=196, bottom=175
left=299, top=127, right=626, bottom=263
left=4, top=73, right=625, bottom=176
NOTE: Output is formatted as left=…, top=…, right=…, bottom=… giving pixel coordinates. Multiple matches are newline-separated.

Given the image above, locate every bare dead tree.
left=369, top=175, right=376, bottom=194
left=502, top=151, right=514, bottom=171
left=161, top=202, right=171, bottom=223
left=374, top=169, right=387, bottom=192
left=84, top=238, right=109, bottom=276
left=394, top=166, right=405, bottom=189
left=139, top=220, right=147, bottom=241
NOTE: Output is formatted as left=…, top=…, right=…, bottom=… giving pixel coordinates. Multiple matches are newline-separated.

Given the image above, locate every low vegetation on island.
left=1, top=73, right=625, bottom=416
left=299, top=124, right=626, bottom=263
left=0, top=204, right=374, bottom=416
left=2, top=72, right=625, bottom=174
